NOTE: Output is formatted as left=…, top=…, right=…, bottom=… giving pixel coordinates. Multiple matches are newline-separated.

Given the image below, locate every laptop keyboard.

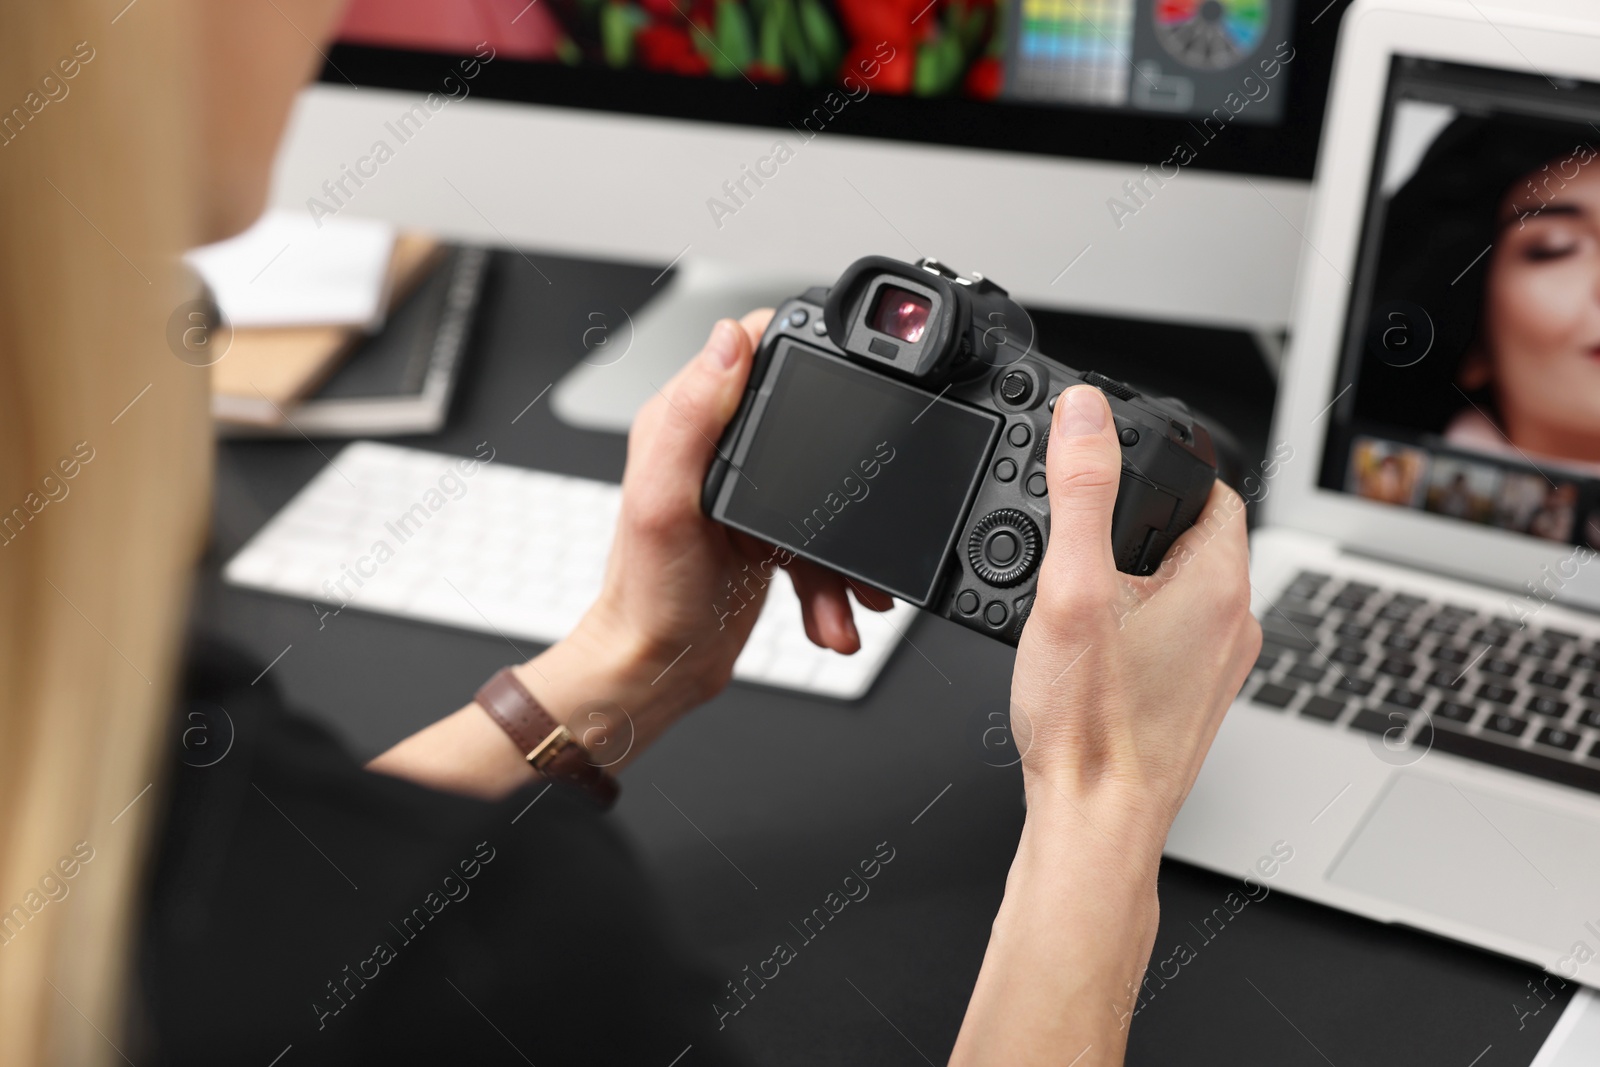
left=1247, top=570, right=1600, bottom=796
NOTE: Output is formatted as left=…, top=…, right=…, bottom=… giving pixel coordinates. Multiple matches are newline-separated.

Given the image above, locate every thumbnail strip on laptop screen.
left=1319, top=56, right=1600, bottom=550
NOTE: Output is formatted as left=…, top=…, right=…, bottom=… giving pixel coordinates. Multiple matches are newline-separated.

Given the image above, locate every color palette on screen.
left=1015, top=0, right=1136, bottom=105
left=1154, top=0, right=1268, bottom=69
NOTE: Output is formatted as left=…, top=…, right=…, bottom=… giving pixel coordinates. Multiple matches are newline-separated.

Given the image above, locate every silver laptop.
left=1165, top=0, right=1600, bottom=991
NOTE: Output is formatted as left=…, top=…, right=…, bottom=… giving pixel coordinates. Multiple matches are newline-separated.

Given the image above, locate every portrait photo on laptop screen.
left=1320, top=56, right=1600, bottom=548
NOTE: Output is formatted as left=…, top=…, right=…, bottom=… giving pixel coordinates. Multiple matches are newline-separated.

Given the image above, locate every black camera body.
left=701, top=256, right=1220, bottom=646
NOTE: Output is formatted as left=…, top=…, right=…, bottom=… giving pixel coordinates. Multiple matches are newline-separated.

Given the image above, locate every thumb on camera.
left=1041, top=385, right=1122, bottom=582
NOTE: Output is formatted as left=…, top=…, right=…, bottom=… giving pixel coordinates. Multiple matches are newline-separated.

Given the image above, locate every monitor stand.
left=550, top=258, right=821, bottom=434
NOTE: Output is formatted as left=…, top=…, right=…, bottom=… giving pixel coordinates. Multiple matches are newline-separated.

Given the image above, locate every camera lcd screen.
left=714, top=343, right=1000, bottom=605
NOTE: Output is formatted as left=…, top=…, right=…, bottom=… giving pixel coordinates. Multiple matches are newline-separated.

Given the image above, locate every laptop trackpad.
left=1328, top=772, right=1600, bottom=955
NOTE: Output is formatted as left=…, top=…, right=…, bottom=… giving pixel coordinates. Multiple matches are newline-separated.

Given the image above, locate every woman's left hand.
left=514, top=311, right=892, bottom=768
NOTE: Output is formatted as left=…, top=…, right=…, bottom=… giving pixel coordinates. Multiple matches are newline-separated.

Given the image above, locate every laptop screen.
left=1318, top=56, right=1600, bottom=549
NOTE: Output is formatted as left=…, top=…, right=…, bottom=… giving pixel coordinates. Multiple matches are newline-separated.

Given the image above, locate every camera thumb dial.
left=967, top=509, right=1041, bottom=587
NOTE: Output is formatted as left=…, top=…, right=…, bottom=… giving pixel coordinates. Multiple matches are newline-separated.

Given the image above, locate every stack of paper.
left=187, top=209, right=398, bottom=330
left=186, top=209, right=444, bottom=427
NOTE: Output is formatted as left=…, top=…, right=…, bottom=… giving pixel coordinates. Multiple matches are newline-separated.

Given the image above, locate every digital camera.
left=701, top=256, right=1222, bottom=646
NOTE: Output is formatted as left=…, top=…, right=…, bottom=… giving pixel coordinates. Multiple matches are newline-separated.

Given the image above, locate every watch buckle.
left=527, top=724, right=576, bottom=769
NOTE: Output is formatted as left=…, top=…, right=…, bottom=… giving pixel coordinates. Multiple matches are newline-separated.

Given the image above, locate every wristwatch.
left=474, top=667, right=620, bottom=809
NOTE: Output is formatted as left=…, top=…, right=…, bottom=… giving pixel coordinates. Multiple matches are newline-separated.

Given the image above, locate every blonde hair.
left=0, top=1, right=208, bottom=1062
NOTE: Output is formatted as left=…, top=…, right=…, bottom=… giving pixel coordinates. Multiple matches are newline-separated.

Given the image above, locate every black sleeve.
left=135, top=637, right=755, bottom=1067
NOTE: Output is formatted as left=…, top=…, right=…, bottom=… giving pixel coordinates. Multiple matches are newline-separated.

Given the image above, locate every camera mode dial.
left=967, top=509, right=1041, bottom=587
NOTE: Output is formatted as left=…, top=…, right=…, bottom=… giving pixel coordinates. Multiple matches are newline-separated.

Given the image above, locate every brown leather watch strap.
left=474, top=667, right=620, bottom=809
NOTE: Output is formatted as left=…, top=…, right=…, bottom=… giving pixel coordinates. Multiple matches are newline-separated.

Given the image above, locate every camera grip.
left=1110, top=470, right=1210, bottom=576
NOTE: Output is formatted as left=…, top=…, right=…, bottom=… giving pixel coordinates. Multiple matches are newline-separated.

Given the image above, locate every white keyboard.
left=223, top=442, right=914, bottom=699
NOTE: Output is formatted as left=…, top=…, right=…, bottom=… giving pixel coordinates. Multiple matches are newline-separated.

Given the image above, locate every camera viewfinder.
left=871, top=286, right=933, bottom=344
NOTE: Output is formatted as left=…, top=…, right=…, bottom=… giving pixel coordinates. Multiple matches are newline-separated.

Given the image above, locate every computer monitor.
left=269, top=0, right=1348, bottom=429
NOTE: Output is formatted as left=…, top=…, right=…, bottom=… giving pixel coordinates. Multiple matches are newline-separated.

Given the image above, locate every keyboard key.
left=1431, top=728, right=1600, bottom=796
left=1476, top=683, right=1517, bottom=705
left=1571, top=653, right=1600, bottom=672
left=1435, top=700, right=1477, bottom=725
left=1425, top=669, right=1464, bottom=691
left=1330, top=646, right=1368, bottom=667
left=1285, top=572, right=1331, bottom=599
left=1330, top=584, right=1376, bottom=609
left=1350, top=707, right=1411, bottom=737
left=1287, top=663, right=1326, bottom=684
left=1482, top=658, right=1519, bottom=678
left=1301, top=695, right=1346, bottom=722
left=1472, top=628, right=1510, bottom=647
left=1267, top=600, right=1322, bottom=630
left=1544, top=628, right=1580, bottom=643
left=1378, top=601, right=1417, bottom=622
left=1335, top=620, right=1372, bottom=641
left=1337, top=676, right=1376, bottom=696
left=1251, top=682, right=1296, bottom=710
left=1484, top=712, right=1528, bottom=738
left=1581, top=706, right=1600, bottom=730
left=1529, top=669, right=1570, bottom=691
left=1432, top=646, right=1470, bottom=666
left=1526, top=695, right=1569, bottom=718
left=1581, top=680, right=1600, bottom=701
left=1489, top=615, right=1524, bottom=631
left=1521, top=642, right=1560, bottom=661
left=1385, top=687, right=1426, bottom=710
left=1253, top=649, right=1280, bottom=673
left=1383, top=632, right=1422, bottom=653
left=1423, top=616, right=1461, bottom=636
left=1538, top=726, right=1581, bottom=752
left=1378, top=657, right=1416, bottom=679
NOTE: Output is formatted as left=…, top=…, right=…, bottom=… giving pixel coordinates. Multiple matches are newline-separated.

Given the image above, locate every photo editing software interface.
left=1009, top=0, right=1288, bottom=117
left=1321, top=57, right=1600, bottom=549
left=335, top=0, right=1296, bottom=125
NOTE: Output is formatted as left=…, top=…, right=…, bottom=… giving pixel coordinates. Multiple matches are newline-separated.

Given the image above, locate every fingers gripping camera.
left=702, top=256, right=1222, bottom=647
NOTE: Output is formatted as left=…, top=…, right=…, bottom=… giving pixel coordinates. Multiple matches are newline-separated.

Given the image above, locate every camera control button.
left=956, top=590, right=980, bottom=615
left=1119, top=426, right=1140, bottom=447
left=994, top=458, right=1017, bottom=483
left=968, top=509, right=1041, bottom=587
left=984, top=602, right=1008, bottom=627
left=999, top=371, right=1032, bottom=404
left=812, top=319, right=828, bottom=336
left=1083, top=370, right=1139, bottom=402
left=789, top=308, right=809, bottom=327
left=1007, top=423, right=1031, bottom=448
left=1025, top=472, right=1048, bottom=498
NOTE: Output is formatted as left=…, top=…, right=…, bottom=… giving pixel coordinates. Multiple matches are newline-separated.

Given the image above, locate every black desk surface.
left=195, top=251, right=1571, bottom=1065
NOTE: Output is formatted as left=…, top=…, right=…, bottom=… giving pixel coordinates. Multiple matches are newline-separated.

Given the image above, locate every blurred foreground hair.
left=0, top=2, right=208, bottom=1063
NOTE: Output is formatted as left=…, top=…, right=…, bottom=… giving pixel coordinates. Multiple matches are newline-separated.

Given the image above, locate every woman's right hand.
left=952, top=384, right=1258, bottom=1067
left=1009, top=383, right=1260, bottom=853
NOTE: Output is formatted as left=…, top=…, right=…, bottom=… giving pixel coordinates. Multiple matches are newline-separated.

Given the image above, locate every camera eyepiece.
left=822, top=256, right=1035, bottom=386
